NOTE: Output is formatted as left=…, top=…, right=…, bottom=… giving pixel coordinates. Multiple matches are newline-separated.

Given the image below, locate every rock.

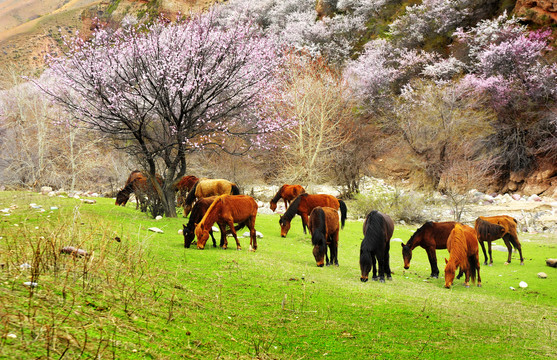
left=82, top=199, right=96, bottom=204
left=512, top=194, right=521, bottom=201
left=537, top=272, right=548, bottom=279
left=178, top=229, right=183, bottom=235
left=40, top=186, right=53, bottom=195
left=20, top=263, right=31, bottom=270
left=23, top=281, right=38, bottom=287
left=148, top=227, right=164, bottom=233
left=155, top=215, right=163, bottom=220
left=546, top=258, right=557, bottom=267
left=60, top=246, right=89, bottom=257
left=242, top=231, right=263, bottom=238
left=212, top=226, right=219, bottom=232
left=519, top=281, right=528, bottom=288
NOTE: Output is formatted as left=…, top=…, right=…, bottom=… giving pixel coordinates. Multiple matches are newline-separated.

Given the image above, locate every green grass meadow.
left=0, top=191, right=555, bottom=359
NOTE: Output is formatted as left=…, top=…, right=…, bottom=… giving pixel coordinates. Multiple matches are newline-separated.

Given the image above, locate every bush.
left=350, top=187, right=432, bottom=224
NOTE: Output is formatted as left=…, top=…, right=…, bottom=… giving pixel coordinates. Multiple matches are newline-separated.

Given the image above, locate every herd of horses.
left=116, top=171, right=525, bottom=289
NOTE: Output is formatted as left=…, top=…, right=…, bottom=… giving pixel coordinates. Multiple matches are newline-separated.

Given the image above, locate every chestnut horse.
left=195, top=195, right=258, bottom=251
left=269, top=184, right=306, bottom=212
left=175, top=175, right=199, bottom=207
left=475, top=215, right=524, bottom=265
left=444, top=223, right=481, bottom=288
left=116, top=171, right=163, bottom=212
left=308, top=207, right=340, bottom=267
left=279, top=193, right=347, bottom=237
left=401, top=221, right=461, bottom=278
left=360, top=211, right=394, bottom=282
left=182, top=178, right=240, bottom=217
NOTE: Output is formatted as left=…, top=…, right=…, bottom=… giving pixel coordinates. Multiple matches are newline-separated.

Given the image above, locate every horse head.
left=444, top=258, right=455, bottom=288
left=401, top=243, right=412, bottom=269
left=194, top=223, right=210, bottom=249
left=279, top=215, right=291, bottom=237
left=183, top=224, right=195, bottom=248
left=269, top=201, right=277, bottom=212
left=115, top=190, right=128, bottom=206
left=312, top=243, right=326, bottom=267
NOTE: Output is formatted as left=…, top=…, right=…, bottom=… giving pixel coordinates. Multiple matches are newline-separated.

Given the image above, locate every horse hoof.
left=387, top=276, right=392, bottom=281
left=465, top=284, right=470, bottom=288
left=236, top=247, right=242, bottom=251
left=477, top=283, right=482, bottom=287
left=431, top=275, right=438, bottom=279
left=504, top=262, right=510, bottom=265
left=379, top=278, right=385, bottom=283
left=360, top=277, right=368, bottom=282
left=317, top=264, right=324, bottom=268
left=489, top=263, right=493, bottom=266
left=520, top=262, right=524, bottom=265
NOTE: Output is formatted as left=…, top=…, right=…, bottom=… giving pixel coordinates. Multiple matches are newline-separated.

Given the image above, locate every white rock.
left=20, top=263, right=31, bottom=270
left=519, top=281, right=528, bottom=288
left=23, top=281, right=38, bottom=287
left=7, top=334, right=16, bottom=339
left=537, top=272, right=547, bottom=279
left=148, top=227, right=164, bottom=233
left=178, top=229, right=183, bottom=235
left=509, top=286, right=516, bottom=291
left=242, top=231, right=263, bottom=238
left=391, top=238, right=403, bottom=243
left=212, top=226, right=220, bottom=232
left=155, top=215, right=163, bottom=220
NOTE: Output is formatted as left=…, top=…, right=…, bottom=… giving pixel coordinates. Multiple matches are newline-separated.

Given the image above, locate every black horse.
left=360, top=210, right=394, bottom=282
left=308, top=206, right=340, bottom=267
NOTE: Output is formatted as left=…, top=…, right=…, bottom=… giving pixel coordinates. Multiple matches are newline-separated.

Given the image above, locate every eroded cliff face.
left=515, top=0, right=557, bottom=24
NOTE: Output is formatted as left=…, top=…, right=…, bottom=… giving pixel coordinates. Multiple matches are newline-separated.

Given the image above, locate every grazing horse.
left=401, top=221, right=462, bottom=278
left=175, top=175, right=199, bottom=207
left=360, top=211, right=394, bottom=282
left=279, top=193, right=347, bottom=237
left=183, top=197, right=219, bottom=248
left=308, top=207, right=340, bottom=267
left=475, top=215, right=524, bottom=265
left=195, top=195, right=258, bottom=251
left=182, top=178, right=240, bottom=217
left=444, top=223, right=481, bottom=288
left=115, top=171, right=163, bottom=212
left=269, top=184, right=306, bottom=212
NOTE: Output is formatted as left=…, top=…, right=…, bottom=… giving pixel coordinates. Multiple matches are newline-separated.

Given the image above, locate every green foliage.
left=0, top=191, right=555, bottom=359
left=105, top=0, right=122, bottom=15
left=350, top=187, right=432, bottom=224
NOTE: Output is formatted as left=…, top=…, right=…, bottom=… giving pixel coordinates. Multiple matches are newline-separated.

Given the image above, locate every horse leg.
left=425, top=247, right=439, bottom=278
left=384, top=242, right=392, bottom=280
left=331, top=232, right=339, bottom=266
left=505, top=233, right=524, bottom=265
left=209, top=229, right=217, bottom=248
left=227, top=219, right=242, bottom=250
left=376, top=253, right=385, bottom=283
left=218, top=223, right=228, bottom=249
left=479, top=240, right=489, bottom=265
left=371, top=253, right=378, bottom=281
left=487, top=240, right=493, bottom=265
left=249, top=217, right=257, bottom=252
left=301, top=213, right=309, bottom=234
left=325, top=244, right=330, bottom=266
left=503, top=238, right=513, bottom=265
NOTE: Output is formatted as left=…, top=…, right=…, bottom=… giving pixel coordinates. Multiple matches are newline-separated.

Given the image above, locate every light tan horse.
left=444, top=223, right=481, bottom=289
left=182, top=178, right=240, bottom=217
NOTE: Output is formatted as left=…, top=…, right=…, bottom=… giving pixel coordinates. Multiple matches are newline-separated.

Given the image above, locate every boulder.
left=546, top=258, right=557, bottom=267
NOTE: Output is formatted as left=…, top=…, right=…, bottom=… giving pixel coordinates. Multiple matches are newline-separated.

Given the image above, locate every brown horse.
left=279, top=193, right=347, bottom=237
left=401, top=221, right=464, bottom=278
left=175, top=175, right=199, bottom=207
left=115, top=171, right=163, bottom=212
left=308, top=207, right=340, bottom=267
left=183, top=196, right=219, bottom=248
left=360, top=211, right=394, bottom=282
left=195, top=195, right=258, bottom=251
left=270, top=184, right=306, bottom=212
left=475, top=215, right=524, bottom=265
left=182, top=178, right=240, bottom=217
left=444, top=223, right=481, bottom=288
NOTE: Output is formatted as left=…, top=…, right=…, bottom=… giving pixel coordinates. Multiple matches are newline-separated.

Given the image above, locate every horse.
left=308, top=207, right=340, bottom=267
left=444, top=223, right=481, bottom=288
left=475, top=215, right=524, bottom=265
left=269, top=184, right=306, bottom=212
left=183, top=196, right=248, bottom=249
left=401, top=221, right=462, bottom=278
left=279, top=193, right=347, bottom=237
left=195, top=195, right=258, bottom=251
left=359, top=211, right=394, bottom=282
left=115, top=171, right=163, bottom=212
left=182, top=178, right=240, bottom=217
left=175, top=175, right=199, bottom=207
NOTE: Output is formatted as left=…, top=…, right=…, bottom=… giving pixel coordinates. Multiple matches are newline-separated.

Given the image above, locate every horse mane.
left=475, top=218, right=504, bottom=241
left=198, top=195, right=225, bottom=230
left=446, top=224, right=469, bottom=273
left=310, top=207, right=327, bottom=247
left=282, top=193, right=306, bottom=222
left=270, top=185, right=285, bottom=204
left=183, top=180, right=199, bottom=207
left=406, top=221, right=432, bottom=249
left=362, top=211, right=386, bottom=252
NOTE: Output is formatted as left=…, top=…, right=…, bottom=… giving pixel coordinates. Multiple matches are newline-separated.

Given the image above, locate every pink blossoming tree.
left=40, top=12, right=282, bottom=217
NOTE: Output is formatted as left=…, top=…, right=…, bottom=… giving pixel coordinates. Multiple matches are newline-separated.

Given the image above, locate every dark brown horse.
left=115, top=171, right=163, bottom=212
left=475, top=215, right=524, bottom=265
left=175, top=175, right=199, bottom=207
left=182, top=178, right=240, bottom=217
left=279, top=193, right=347, bottom=237
left=360, top=211, right=394, bottom=282
left=270, top=184, right=306, bottom=212
left=401, top=221, right=459, bottom=278
left=308, top=207, right=340, bottom=267
left=444, top=223, right=481, bottom=288
left=195, top=195, right=258, bottom=251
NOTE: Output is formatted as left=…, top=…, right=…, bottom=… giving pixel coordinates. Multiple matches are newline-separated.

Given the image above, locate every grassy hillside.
left=0, top=191, right=555, bottom=359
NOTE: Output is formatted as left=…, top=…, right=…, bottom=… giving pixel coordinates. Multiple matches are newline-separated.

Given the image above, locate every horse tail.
left=468, top=253, right=478, bottom=284
left=338, top=200, right=347, bottom=229
left=231, top=184, right=240, bottom=195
